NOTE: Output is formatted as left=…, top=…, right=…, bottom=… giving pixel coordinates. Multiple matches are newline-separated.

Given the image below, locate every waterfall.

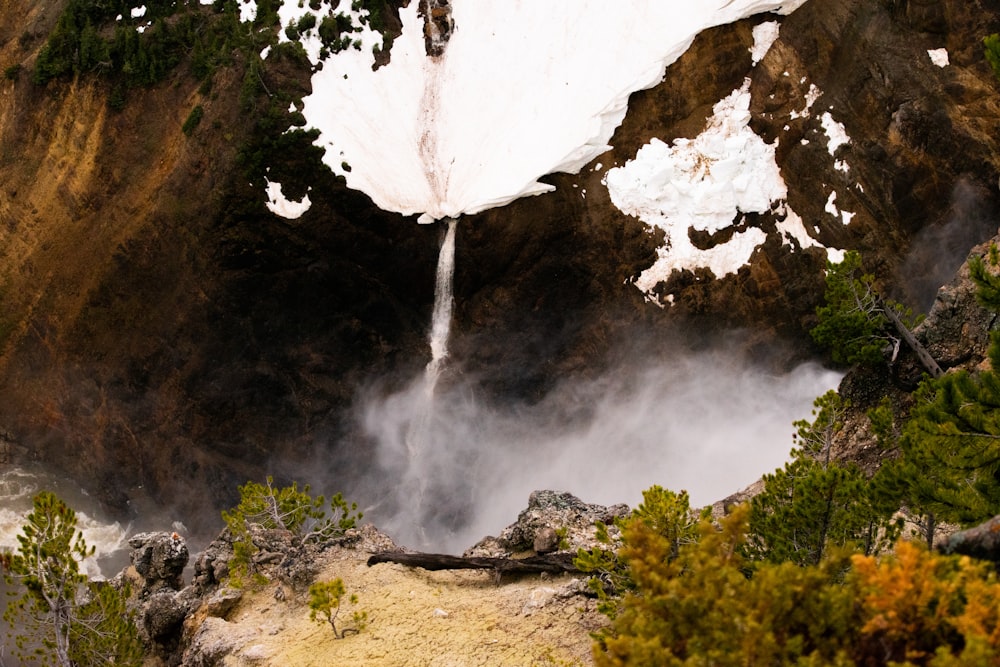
left=392, top=217, right=457, bottom=546
left=425, top=217, right=457, bottom=391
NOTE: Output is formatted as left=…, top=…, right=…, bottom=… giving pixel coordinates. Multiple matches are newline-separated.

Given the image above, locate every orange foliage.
left=851, top=541, right=1000, bottom=665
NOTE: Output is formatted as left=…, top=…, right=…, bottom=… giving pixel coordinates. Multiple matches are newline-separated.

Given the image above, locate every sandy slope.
left=191, top=546, right=606, bottom=666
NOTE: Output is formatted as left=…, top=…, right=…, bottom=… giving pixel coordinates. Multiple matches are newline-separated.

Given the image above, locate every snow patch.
left=238, top=0, right=257, bottom=23
left=826, top=247, right=846, bottom=264
left=279, top=0, right=381, bottom=68
left=824, top=190, right=856, bottom=226
left=265, top=180, right=312, bottom=219
left=299, top=0, right=810, bottom=222
left=750, top=21, right=780, bottom=64
left=606, top=79, right=847, bottom=298
left=605, top=80, right=783, bottom=289
left=927, top=48, right=949, bottom=68
left=774, top=205, right=839, bottom=261
left=820, top=111, right=850, bottom=156
left=790, top=83, right=821, bottom=119
left=824, top=191, right=838, bottom=217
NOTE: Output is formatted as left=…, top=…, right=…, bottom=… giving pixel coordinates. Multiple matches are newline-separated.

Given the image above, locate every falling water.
left=391, top=217, right=457, bottom=545
left=426, top=217, right=458, bottom=390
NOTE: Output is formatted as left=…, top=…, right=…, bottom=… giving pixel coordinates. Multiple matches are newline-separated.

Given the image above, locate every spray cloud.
left=347, top=344, right=841, bottom=553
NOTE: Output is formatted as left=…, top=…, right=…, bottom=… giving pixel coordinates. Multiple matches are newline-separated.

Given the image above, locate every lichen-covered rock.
left=913, top=237, right=998, bottom=370
left=465, top=490, right=629, bottom=558
left=128, top=531, right=189, bottom=595
left=142, top=589, right=191, bottom=641
left=181, top=617, right=259, bottom=667
left=192, top=532, right=235, bottom=593
left=203, top=587, right=243, bottom=619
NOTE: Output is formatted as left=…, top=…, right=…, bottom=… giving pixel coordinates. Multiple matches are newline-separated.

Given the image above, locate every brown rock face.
left=0, top=0, right=997, bottom=539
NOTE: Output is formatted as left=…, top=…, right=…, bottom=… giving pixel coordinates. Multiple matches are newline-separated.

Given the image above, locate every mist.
left=895, top=177, right=998, bottom=312
left=339, top=345, right=841, bottom=554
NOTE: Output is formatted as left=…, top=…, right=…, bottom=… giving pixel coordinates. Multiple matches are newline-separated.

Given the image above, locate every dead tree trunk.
left=367, top=551, right=580, bottom=580
left=878, top=295, right=944, bottom=378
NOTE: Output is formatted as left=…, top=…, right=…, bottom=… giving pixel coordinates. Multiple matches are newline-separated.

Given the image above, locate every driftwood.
left=367, top=551, right=580, bottom=579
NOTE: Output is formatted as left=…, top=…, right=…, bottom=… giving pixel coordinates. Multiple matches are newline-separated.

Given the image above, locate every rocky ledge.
left=118, top=491, right=619, bottom=667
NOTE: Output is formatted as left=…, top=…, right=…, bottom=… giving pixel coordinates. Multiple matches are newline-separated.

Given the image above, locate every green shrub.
left=575, top=486, right=707, bottom=616
left=182, top=104, right=204, bottom=135
left=221, top=477, right=362, bottom=584
left=296, top=12, right=316, bottom=34
left=593, top=505, right=1000, bottom=666
left=985, top=34, right=1000, bottom=81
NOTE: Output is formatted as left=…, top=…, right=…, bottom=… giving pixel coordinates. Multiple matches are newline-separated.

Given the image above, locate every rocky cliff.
left=0, top=0, right=998, bottom=540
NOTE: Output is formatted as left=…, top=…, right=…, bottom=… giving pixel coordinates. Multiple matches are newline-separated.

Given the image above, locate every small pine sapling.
left=308, top=578, right=366, bottom=638
left=575, top=485, right=707, bottom=617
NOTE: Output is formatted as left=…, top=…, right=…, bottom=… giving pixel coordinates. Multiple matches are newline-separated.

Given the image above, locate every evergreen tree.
left=575, top=486, right=708, bottom=615
left=811, top=251, right=941, bottom=376
left=898, top=368, right=1000, bottom=526
left=747, top=390, right=900, bottom=566
left=985, top=33, right=1000, bottom=81
left=221, top=477, right=362, bottom=585
left=868, top=397, right=941, bottom=548
left=595, top=505, right=859, bottom=666
left=1, top=491, right=141, bottom=666
left=890, top=246, right=1000, bottom=527
left=594, top=506, right=1000, bottom=665
left=308, top=578, right=366, bottom=638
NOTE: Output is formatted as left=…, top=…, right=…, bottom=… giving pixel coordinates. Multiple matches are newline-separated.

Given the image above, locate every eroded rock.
left=465, top=490, right=629, bottom=558
left=128, top=531, right=189, bottom=595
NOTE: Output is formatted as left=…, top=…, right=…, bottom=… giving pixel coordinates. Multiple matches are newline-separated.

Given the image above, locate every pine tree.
left=746, top=390, right=900, bottom=566
left=1, top=491, right=141, bottom=666
left=890, top=245, right=1000, bottom=527
left=595, top=505, right=860, bottom=666
left=985, top=33, right=1000, bottom=81
left=868, top=397, right=941, bottom=548
left=575, top=486, right=708, bottom=615
left=221, top=477, right=362, bottom=584
left=811, top=250, right=941, bottom=376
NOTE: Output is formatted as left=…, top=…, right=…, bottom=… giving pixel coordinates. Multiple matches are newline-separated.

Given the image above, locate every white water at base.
left=0, top=467, right=129, bottom=579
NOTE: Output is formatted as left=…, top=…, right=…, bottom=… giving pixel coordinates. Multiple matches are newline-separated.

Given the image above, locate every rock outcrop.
left=465, top=490, right=630, bottom=558
left=121, top=493, right=611, bottom=666
left=114, top=532, right=198, bottom=664
left=829, top=231, right=1000, bottom=475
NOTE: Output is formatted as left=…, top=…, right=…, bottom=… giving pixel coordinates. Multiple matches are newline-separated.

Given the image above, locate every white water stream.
left=0, top=466, right=129, bottom=578
left=426, top=218, right=458, bottom=389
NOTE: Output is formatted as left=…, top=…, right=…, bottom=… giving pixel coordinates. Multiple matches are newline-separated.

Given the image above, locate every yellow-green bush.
left=594, top=503, right=1000, bottom=666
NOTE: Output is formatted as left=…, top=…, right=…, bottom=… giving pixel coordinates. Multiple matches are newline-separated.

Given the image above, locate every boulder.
left=465, top=490, right=629, bottom=558
left=128, top=531, right=189, bottom=595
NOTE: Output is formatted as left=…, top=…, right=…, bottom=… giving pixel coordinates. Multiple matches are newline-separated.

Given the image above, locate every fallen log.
left=366, top=551, right=580, bottom=578
left=940, top=514, right=1000, bottom=561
